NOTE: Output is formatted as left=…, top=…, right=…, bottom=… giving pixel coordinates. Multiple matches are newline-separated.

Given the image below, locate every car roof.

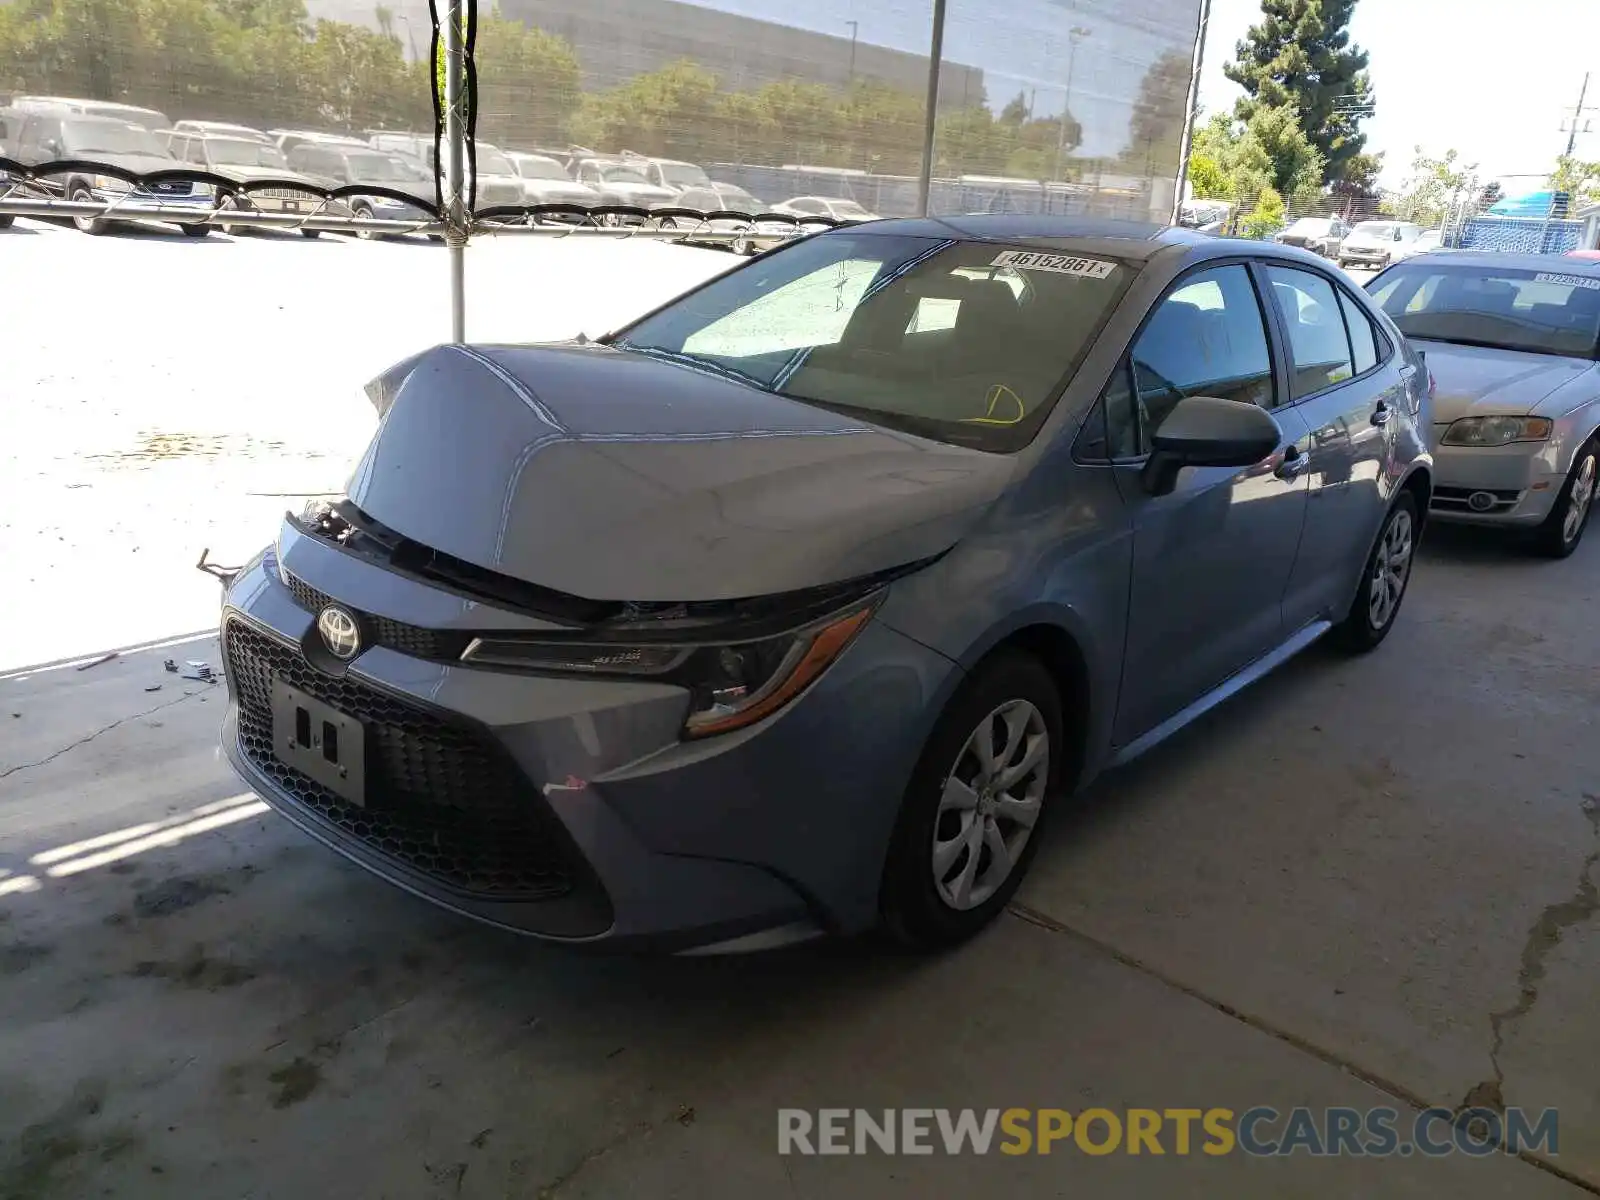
left=850, top=214, right=1211, bottom=260
left=1395, top=251, right=1600, bottom=274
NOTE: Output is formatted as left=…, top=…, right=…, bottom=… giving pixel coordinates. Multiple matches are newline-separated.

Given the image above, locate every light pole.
left=1055, top=25, right=1090, bottom=182
left=845, top=20, right=859, bottom=85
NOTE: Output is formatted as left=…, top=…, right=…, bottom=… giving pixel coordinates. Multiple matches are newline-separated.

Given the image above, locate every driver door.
left=1109, top=263, right=1313, bottom=744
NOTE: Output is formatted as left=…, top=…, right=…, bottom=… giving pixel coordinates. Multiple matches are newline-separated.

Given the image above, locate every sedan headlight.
left=1440, top=416, right=1554, bottom=447
left=92, top=175, right=133, bottom=194
left=190, top=181, right=215, bottom=198
left=461, top=600, right=878, bottom=738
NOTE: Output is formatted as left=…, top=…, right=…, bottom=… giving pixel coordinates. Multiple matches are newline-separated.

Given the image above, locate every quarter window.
left=1265, top=266, right=1356, bottom=399
left=1338, top=289, right=1380, bottom=375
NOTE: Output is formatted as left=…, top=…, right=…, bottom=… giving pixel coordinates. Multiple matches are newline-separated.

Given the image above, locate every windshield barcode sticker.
left=990, top=251, right=1117, bottom=279
left=1533, top=272, right=1600, bottom=291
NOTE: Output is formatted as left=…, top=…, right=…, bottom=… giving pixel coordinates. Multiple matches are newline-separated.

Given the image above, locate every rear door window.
left=1265, top=266, right=1356, bottom=399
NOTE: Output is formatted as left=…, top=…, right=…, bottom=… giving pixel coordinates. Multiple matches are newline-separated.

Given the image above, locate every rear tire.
left=1531, top=439, right=1598, bottom=559
left=1332, top=493, right=1418, bottom=654
left=0, top=214, right=15, bottom=230
left=180, top=224, right=210, bottom=238
left=880, top=651, right=1063, bottom=950
left=300, top=228, right=321, bottom=239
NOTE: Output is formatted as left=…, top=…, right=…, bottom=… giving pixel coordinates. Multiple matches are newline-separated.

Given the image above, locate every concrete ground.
left=1, top=219, right=1596, bottom=1199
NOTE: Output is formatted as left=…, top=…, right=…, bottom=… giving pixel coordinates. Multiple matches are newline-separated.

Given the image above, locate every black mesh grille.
left=283, top=571, right=471, bottom=661
left=225, top=618, right=577, bottom=900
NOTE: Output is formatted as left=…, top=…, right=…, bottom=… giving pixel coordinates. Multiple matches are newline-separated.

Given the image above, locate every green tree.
left=1394, top=146, right=1477, bottom=226
left=1186, top=153, right=1231, bottom=199
left=1122, top=50, right=1193, bottom=177
left=570, top=59, right=723, bottom=160
left=1550, top=156, right=1600, bottom=208
left=1242, top=185, right=1286, bottom=238
left=1244, top=102, right=1325, bottom=202
left=474, top=10, right=580, bottom=145
left=1224, top=0, right=1373, bottom=185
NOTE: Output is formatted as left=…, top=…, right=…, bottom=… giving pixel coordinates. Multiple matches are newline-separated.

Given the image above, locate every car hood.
left=605, top=182, right=675, bottom=203
left=1418, top=341, right=1597, bottom=422
left=522, top=181, right=595, bottom=202
left=346, top=343, right=1016, bottom=602
left=63, top=150, right=181, bottom=174
left=211, top=164, right=319, bottom=186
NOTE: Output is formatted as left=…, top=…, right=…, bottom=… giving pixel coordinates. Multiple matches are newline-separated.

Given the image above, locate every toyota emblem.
left=316, top=605, right=362, bottom=660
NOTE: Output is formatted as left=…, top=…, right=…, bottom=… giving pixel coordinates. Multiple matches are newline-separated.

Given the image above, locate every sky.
left=1198, top=0, right=1600, bottom=192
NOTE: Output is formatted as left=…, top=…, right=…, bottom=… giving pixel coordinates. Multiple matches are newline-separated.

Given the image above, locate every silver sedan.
left=1367, top=253, right=1600, bottom=557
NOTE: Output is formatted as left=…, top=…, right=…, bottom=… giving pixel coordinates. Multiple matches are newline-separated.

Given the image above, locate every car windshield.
left=1370, top=264, right=1600, bottom=358
left=710, top=186, right=760, bottom=209
left=661, top=162, right=709, bottom=187
left=61, top=119, right=164, bottom=156
left=345, top=152, right=416, bottom=181
left=829, top=200, right=871, bottom=218
left=613, top=233, right=1132, bottom=452
left=209, top=138, right=286, bottom=168
left=601, top=165, right=651, bottom=185
left=1287, top=219, right=1332, bottom=235
left=1352, top=222, right=1399, bottom=238
left=515, top=156, right=567, bottom=180
left=476, top=148, right=514, bottom=175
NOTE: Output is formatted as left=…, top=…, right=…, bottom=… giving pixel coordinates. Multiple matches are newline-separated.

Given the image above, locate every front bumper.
left=1428, top=440, right=1566, bottom=525
left=218, top=528, right=956, bottom=950
left=1340, top=250, right=1391, bottom=267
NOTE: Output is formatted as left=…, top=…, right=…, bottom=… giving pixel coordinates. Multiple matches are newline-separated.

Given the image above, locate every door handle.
left=1275, top=446, right=1312, bottom=480
left=1371, top=403, right=1392, bottom=427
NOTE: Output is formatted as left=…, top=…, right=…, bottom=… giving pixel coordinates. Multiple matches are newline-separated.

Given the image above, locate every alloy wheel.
left=1368, top=507, right=1414, bottom=630
left=932, top=699, right=1049, bottom=911
left=1562, top=453, right=1596, bottom=546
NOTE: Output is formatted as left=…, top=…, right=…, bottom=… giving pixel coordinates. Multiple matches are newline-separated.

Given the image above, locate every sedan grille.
left=225, top=618, right=579, bottom=900
left=141, top=180, right=194, bottom=197
left=254, top=187, right=320, bottom=201
left=283, top=571, right=471, bottom=662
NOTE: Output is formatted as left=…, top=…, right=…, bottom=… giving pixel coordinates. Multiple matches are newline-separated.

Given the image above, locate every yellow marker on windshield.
left=962, top=384, right=1027, bottom=426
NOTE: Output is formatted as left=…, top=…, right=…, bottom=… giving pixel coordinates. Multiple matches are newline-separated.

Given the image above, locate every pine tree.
left=1223, top=0, right=1372, bottom=186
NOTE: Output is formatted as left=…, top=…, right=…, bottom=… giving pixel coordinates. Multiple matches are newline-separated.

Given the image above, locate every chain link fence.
left=1, top=0, right=1208, bottom=333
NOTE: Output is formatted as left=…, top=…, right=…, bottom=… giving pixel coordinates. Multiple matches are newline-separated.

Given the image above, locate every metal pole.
left=915, top=0, right=946, bottom=217
left=1170, top=0, right=1212, bottom=224
left=1055, top=28, right=1088, bottom=182
left=1565, top=72, right=1591, bottom=158
left=442, top=0, right=469, bottom=343
left=846, top=21, right=858, bottom=84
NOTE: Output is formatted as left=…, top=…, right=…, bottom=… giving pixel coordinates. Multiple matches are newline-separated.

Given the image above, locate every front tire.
left=70, top=185, right=107, bottom=235
left=1332, top=493, right=1418, bottom=653
left=1531, top=439, right=1597, bottom=559
left=300, top=228, right=321, bottom=239
left=880, top=651, right=1063, bottom=950
left=180, top=223, right=210, bottom=238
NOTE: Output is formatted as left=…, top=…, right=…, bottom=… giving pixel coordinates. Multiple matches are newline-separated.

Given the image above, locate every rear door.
left=1109, top=261, right=1314, bottom=744
left=1263, top=264, right=1404, bottom=627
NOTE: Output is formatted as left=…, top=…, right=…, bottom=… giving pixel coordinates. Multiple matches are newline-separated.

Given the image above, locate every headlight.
left=92, top=175, right=132, bottom=194
left=461, top=599, right=878, bottom=738
left=1440, top=416, right=1553, bottom=447
left=190, top=181, right=215, bottom=198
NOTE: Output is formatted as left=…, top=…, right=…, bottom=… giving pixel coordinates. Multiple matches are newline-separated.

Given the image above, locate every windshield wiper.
left=617, top=344, right=773, bottom=391
left=778, top=393, right=986, bottom=446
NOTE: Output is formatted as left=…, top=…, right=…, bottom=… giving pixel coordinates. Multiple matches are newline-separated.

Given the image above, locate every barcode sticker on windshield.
left=990, top=251, right=1117, bottom=279
left=1533, top=272, right=1600, bottom=291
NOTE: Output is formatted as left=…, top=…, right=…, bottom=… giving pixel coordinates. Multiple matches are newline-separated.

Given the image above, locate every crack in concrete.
left=535, top=1119, right=656, bottom=1200
left=0, top=689, right=208, bottom=780
left=1462, top=795, right=1600, bottom=1118
left=1006, top=899, right=1600, bottom=1197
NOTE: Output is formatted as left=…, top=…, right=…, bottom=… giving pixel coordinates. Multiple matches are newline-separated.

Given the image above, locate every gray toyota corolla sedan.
left=218, top=216, right=1433, bottom=953
left=1366, top=253, right=1600, bottom=556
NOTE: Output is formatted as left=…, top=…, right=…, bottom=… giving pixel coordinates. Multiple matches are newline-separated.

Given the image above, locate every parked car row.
left=1269, top=215, right=1444, bottom=268
left=1, top=98, right=876, bottom=247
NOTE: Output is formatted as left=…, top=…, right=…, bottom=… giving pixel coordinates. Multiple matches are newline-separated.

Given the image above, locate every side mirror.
left=1141, top=396, right=1283, bottom=497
